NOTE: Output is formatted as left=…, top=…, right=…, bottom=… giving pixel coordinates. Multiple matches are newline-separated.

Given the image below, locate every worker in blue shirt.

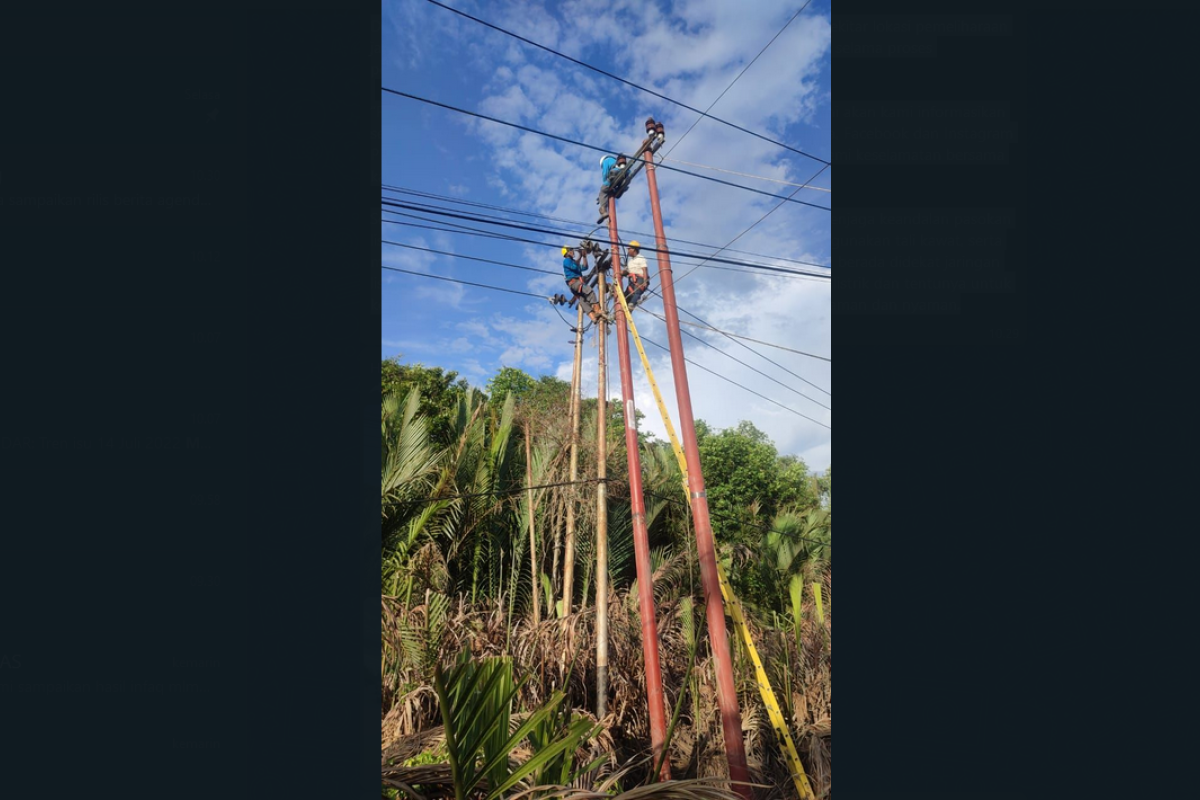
left=595, top=154, right=627, bottom=224
left=563, top=246, right=610, bottom=325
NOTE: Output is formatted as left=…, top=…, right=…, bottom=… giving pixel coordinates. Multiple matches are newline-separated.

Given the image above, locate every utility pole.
left=606, top=195, right=670, bottom=779
left=594, top=249, right=610, bottom=719
left=643, top=138, right=752, bottom=798
left=525, top=420, right=539, bottom=627
left=562, top=304, right=584, bottom=616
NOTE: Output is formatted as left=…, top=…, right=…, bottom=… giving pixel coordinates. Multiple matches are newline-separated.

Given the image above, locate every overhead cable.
left=385, top=476, right=611, bottom=508
left=420, top=0, right=829, bottom=167
left=381, top=265, right=547, bottom=299
left=381, top=87, right=831, bottom=211
left=663, top=1, right=814, bottom=160
left=382, top=240, right=558, bottom=275
left=382, top=215, right=826, bottom=283
left=639, top=335, right=830, bottom=430
left=659, top=158, right=830, bottom=192
left=382, top=184, right=830, bottom=269
left=381, top=198, right=830, bottom=277
left=671, top=162, right=831, bottom=288
left=651, top=302, right=831, bottom=396
left=663, top=321, right=830, bottom=411
left=642, top=311, right=830, bottom=363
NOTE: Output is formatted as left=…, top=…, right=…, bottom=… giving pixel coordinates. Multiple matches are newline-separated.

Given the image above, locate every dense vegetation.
left=381, top=357, right=831, bottom=798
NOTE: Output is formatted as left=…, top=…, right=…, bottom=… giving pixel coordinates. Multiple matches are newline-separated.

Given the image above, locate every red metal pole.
left=643, top=149, right=752, bottom=797
left=606, top=195, right=670, bottom=781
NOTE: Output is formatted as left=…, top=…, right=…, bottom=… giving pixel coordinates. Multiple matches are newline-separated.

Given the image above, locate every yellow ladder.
left=612, top=287, right=816, bottom=800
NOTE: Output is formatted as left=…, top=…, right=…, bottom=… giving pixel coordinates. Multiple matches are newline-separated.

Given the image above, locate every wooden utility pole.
left=525, top=421, right=540, bottom=626
left=606, top=193, right=670, bottom=779
left=562, top=304, right=584, bottom=616
left=595, top=246, right=610, bottom=719
left=642, top=134, right=751, bottom=798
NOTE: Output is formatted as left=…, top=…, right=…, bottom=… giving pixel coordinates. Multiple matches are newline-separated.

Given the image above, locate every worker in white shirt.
left=622, top=240, right=650, bottom=309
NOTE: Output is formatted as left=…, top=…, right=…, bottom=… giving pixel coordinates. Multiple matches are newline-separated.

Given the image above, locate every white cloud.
left=383, top=0, right=831, bottom=467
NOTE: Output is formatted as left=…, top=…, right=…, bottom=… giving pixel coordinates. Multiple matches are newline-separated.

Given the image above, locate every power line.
left=383, top=197, right=830, bottom=278
left=382, top=218, right=831, bottom=397
left=421, top=0, right=829, bottom=167
left=381, top=262, right=827, bottom=427
left=659, top=158, right=830, bottom=192
left=643, top=311, right=830, bottom=363
left=382, top=240, right=558, bottom=275
left=655, top=301, right=831, bottom=397
left=663, top=2, right=813, bottom=160
left=382, top=265, right=547, bottom=299
left=656, top=318, right=830, bottom=411
left=383, top=205, right=535, bottom=245
left=383, top=206, right=828, bottom=283
left=671, top=162, right=832, bottom=288
left=639, top=335, right=829, bottom=430
left=382, top=238, right=598, bottom=334
left=381, top=87, right=831, bottom=212
left=381, top=198, right=830, bottom=277
left=383, top=214, right=827, bottom=286
left=382, top=216, right=530, bottom=244
left=382, top=184, right=831, bottom=270
left=385, top=476, right=611, bottom=508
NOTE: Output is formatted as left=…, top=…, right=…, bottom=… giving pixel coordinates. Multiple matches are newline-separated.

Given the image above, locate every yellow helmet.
left=562, top=246, right=569, bottom=256
left=629, top=240, right=640, bottom=249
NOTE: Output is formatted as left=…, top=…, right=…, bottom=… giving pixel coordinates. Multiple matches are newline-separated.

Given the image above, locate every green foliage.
left=433, top=654, right=600, bottom=800
left=403, top=743, right=448, bottom=767
left=756, top=507, right=831, bottom=621
left=383, top=358, right=475, bottom=446
left=688, top=419, right=825, bottom=605
left=486, top=366, right=537, bottom=411
left=816, top=465, right=831, bottom=510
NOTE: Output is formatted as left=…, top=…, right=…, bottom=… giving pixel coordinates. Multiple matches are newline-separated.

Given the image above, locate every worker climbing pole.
left=604, top=184, right=670, bottom=780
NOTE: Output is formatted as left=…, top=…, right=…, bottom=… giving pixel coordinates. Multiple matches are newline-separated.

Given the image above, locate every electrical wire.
left=382, top=265, right=547, bottom=299
left=638, top=335, right=829, bottom=430
left=663, top=1, right=813, bottom=160
left=381, top=87, right=831, bottom=211
left=383, top=212, right=827, bottom=283
left=384, top=476, right=611, bottom=508
left=653, top=302, right=831, bottom=396
left=670, top=162, right=832, bottom=288
left=382, top=184, right=831, bottom=269
left=420, top=0, right=829, bottom=167
left=659, top=319, right=830, bottom=411
left=659, top=158, right=830, bottom=192
left=383, top=198, right=830, bottom=279
left=642, top=310, right=829, bottom=363
left=381, top=198, right=830, bottom=277
left=380, top=248, right=589, bottom=334
left=381, top=240, right=558, bottom=275
left=382, top=262, right=828, bottom=430
left=381, top=220, right=830, bottom=395
left=598, top=232, right=830, bottom=407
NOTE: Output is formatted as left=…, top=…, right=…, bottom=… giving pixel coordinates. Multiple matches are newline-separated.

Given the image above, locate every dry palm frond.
left=381, top=568, right=831, bottom=798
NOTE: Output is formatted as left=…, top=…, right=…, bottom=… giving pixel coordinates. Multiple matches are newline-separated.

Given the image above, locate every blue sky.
left=382, top=0, right=831, bottom=470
